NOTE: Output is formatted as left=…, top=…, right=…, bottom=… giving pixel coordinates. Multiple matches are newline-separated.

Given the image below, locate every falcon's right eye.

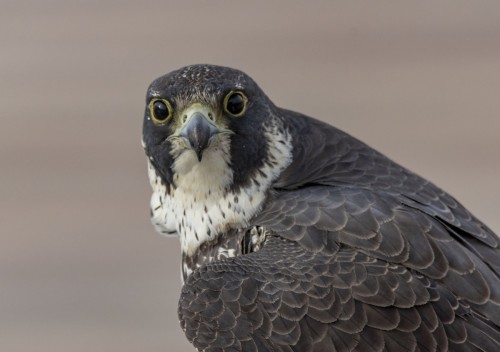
left=149, top=99, right=172, bottom=125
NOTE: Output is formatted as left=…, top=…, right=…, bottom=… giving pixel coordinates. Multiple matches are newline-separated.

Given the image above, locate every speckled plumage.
left=143, top=64, right=500, bottom=351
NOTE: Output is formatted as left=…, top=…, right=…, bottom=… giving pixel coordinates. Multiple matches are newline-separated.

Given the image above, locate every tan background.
left=1, top=1, right=499, bottom=351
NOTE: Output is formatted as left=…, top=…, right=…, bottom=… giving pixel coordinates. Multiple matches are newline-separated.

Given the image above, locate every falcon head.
left=142, top=64, right=292, bottom=268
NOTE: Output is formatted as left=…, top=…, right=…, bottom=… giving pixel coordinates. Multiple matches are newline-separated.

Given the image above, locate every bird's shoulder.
left=272, top=110, right=499, bottom=270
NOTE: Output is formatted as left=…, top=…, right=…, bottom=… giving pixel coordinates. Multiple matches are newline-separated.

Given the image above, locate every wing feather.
left=179, top=234, right=499, bottom=351
left=179, top=112, right=499, bottom=351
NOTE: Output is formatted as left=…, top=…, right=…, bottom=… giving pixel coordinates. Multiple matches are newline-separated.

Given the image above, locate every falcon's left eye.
left=224, top=91, right=247, bottom=117
left=149, top=98, right=172, bottom=125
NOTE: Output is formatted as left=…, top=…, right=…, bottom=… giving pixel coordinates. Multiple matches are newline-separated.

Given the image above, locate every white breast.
left=148, top=121, right=293, bottom=257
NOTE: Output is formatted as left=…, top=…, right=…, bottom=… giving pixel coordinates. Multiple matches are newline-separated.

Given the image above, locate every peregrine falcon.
left=142, top=64, right=500, bottom=351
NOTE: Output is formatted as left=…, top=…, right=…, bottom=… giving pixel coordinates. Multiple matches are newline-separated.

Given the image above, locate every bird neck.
left=148, top=120, right=293, bottom=278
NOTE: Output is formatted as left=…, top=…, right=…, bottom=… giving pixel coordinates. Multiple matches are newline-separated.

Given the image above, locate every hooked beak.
left=179, top=112, right=219, bottom=161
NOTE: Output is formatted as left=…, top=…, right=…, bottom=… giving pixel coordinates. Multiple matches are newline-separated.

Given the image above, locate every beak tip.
left=195, top=149, right=203, bottom=162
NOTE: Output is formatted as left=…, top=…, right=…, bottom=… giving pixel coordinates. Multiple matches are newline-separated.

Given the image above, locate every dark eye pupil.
left=153, top=101, right=169, bottom=121
left=227, top=93, right=245, bottom=115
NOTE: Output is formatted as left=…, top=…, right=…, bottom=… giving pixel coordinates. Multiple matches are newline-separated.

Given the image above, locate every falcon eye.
left=149, top=99, right=172, bottom=125
left=224, top=91, right=247, bottom=116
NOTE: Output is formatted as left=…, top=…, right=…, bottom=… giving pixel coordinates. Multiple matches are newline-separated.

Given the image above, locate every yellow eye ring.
left=223, top=91, right=247, bottom=117
left=149, top=98, right=173, bottom=125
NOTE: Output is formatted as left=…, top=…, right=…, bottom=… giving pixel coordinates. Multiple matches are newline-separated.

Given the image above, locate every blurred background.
left=1, top=1, right=499, bottom=351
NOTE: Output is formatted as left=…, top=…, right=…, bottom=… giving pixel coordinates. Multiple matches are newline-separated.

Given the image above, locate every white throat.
left=148, top=122, right=293, bottom=258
